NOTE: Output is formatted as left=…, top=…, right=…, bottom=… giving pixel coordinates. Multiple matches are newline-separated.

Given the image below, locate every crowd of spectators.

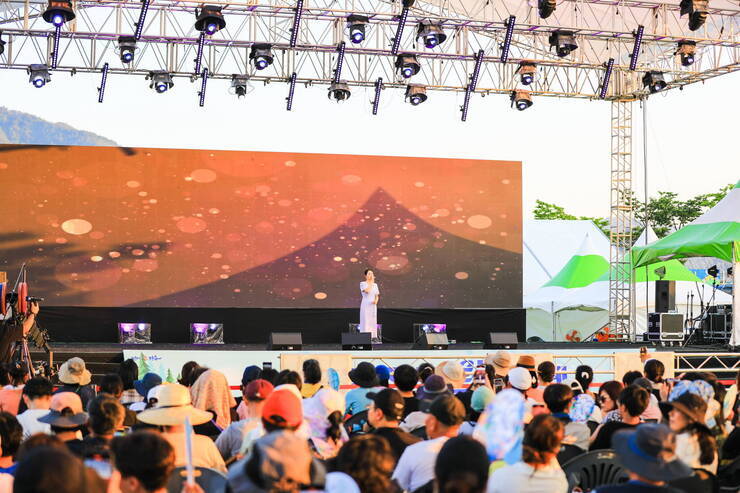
left=0, top=349, right=736, bottom=493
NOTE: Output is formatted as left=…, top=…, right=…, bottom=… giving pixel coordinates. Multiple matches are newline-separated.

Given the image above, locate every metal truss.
left=674, top=352, right=740, bottom=381
left=0, top=0, right=737, bottom=102
left=609, top=100, right=634, bottom=342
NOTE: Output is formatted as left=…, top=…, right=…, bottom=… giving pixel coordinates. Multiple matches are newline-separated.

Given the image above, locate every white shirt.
left=675, top=431, right=718, bottom=474
left=487, top=460, right=568, bottom=493
left=16, top=409, right=51, bottom=440
left=392, top=436, right=448, bottom=492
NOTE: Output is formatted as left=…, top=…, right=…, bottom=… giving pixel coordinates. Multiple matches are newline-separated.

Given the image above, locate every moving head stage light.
left=347, top=14, right=369, bottom=44
left=195, top=5, right=226, bottom=35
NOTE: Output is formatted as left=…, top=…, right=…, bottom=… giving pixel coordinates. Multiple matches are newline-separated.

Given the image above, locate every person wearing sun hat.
left=55, top=357, right=97, bottom=410
left=345, top=361, right=383, bottom=416
left=485, top=350, right=514, bottom=379
left=38, top=391, right=89, bottom=457
left=137, top=383, right=226, bottom=473
left=435, top=360, right=465, bottom=391
left=661, top=391, right=719, bottom=473
left=595, top=423, right=692, bottom=492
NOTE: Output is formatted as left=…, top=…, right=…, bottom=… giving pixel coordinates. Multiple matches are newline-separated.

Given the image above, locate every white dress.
left=359, top=281, right=379, bottom=338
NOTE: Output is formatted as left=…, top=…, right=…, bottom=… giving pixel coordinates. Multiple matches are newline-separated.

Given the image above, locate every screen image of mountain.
left=0, top=145, right=522, bottom=308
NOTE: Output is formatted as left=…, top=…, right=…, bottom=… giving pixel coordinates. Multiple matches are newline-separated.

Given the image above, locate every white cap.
left=508, top=367, right=532, bottom=391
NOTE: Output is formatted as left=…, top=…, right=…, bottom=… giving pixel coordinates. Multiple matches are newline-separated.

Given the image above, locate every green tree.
left=138, top=352, right=151, bottom=378
left=533, top=200, right=610, bottom=237
left=165, top=368, right=175, bottom=383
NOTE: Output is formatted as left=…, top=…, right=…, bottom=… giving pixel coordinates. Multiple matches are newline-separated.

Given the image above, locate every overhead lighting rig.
left=416, top=21, right=447, bottom=49
left=250, top=44, right=274, bottom=70
left=538, top=0, right=556, bottom=18
left=391, top=0, right=414, bottom=55
left=549, top=30, right=578, bottom=58
left=28, top=64, right=51, bottom=88
left=148, top=71, right=174, bottom=93
left=372, top=77, right=383, bottom=115
left=642, top=71, right=667, bottom=93
left=629, top=25, right=644, bottom=71
left=395, top=54, right=420, bottom=79
left=118, top=36, right=137, bottom=64
left=231, top=75, right=249, bottom=97
left=460, top=49, right=484, bottom=122
left=328, top=81, right=351, bottom=102
left=517, top=62, right=536, bottom=85
left=195, top=5, right=226, bottom=35
left=680, top=0, right=708, bottom=31
left=500, top=16, right=515, bottom=63
left=405, top=84, right=427, bottom=105
left=511, top=90, right=533, bottom=111
left=347, top=15, right=369, bottom=44
left=676, top=40, right=697, bottom=66
left=599, top=58, right=615, bottom=99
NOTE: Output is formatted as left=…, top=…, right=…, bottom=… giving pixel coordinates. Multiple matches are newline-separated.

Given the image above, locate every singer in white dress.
left=359, top=269, right=380, bottom=339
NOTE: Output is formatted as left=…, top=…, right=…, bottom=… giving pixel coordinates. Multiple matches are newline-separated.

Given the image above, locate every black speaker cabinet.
left=414, top=333, right=449, bottom=350
left=342, top=332, right=372, bottom=350
left=655, top=280, right=676, bottom=313
left=486, top=332, right=518, bottom=349
left=269, top=332, right=303, bottom=350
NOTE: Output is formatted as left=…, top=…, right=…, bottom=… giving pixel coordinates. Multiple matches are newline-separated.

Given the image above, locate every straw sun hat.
left=137, top=384, right=213, bottom=426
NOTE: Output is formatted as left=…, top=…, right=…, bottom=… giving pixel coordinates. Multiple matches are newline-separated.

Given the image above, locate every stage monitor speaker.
left=655, top=280, right=676, bottom=313
left=269, top=332, right=302, bottom=350
left=486, top=332, right=518, bottom=349
left=648, top=313, right=684, bottom=342
left=414, top=333, right=449, bottom=350
left=342, top=332, right=372, bottom=350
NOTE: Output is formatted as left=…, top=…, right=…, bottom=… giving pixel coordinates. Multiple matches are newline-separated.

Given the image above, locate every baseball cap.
left=262, top=388, right=303, bottom=429
left=242, top=365, right=262, bottom=386
left=367, top=388, right=405, bottom=421
left=507, top=367, right=532, bottom=391
left=245, top=379, right=274, bottom=401
left=471, top=386, right=495, bottom=413
left=429, top=394, right=465, bottom=427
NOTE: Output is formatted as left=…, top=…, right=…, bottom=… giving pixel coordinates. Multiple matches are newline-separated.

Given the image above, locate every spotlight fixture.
left=642, top=71, right=666, bottom=93
left=347, top=14, right=368, bottom=44
left=328, top=81, right=351, bottom=102
left=549, top=30, right=577, bottom=57
left=148, top=71, right=174, bottom=93
left=286, top=72, right=297, bottom=110
left=42, top=0, right=75, bottom=27
left=599, top=58, right=615, bottom=99
left=372, top=77, right=383, bottom=115
left=190, top=323, right=224, bottom=344
left=416, top=21, right=446, bottom=49
left=194, top=31, right=206, bottom=74
left=395, top=54, right=420, bottom=79
left=405, top=84, right=427, bottom=106
left=510, top=90, right=533, bottom=111
left=676, top=40, right=696, bottom=66
left=517, top=62, right=536, bottom=85
left=680, top=0, right=708, bottom=31
left=28, top=64, right=51, bottom=88
left=538, top=0, right=556, bottom=18
left=118, top=35, right=137, bottom=64
left=391, top=0, right=414, bottom=55
left=332, top=42, right=346, bottom=83
left=117, top=322, right=152, bottom=344
left=250, top=44, right=273, bottom=70
left=194, top=5, right=225, bottom=35
left=231, top=75, right=249, bottom=98
left=629, top=25, right=644, bottom=71
left=500, top=15, right=515, bottom=63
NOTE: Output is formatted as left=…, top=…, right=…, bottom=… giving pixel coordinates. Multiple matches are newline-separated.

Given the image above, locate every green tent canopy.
left=632, top=180, right=740, bottom=268
left=596, top=259, right=702, bottom=283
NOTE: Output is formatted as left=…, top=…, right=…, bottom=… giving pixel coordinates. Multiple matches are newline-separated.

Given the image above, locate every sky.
left=0, top=66, right=737, bottom=220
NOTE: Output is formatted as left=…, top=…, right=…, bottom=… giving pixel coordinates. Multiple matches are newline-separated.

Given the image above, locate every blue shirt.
left=345, top=386, right=384, bottom=415
left=0, top=463, right=17, bottom=476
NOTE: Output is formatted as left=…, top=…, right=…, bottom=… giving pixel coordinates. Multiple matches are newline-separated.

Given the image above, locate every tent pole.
left=552, top=302, right=556, bottom=342
left=731, top=249, right=739, bottom=348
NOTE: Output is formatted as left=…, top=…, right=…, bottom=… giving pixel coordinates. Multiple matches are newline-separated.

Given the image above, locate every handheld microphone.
left=25, top=297, right=44, bottom=303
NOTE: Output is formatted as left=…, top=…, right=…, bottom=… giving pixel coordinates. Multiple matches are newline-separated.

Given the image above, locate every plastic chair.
left=669, top=468, right=719, bottom=493
left=557, top=443, right=585, bottom=466
left=167, top=466, right=227, bottom=493
left=718, top=456, right=740, bottom=492
left=344, top=410, right=368, bottom=436
left=562, top=449, right=629, bottom=492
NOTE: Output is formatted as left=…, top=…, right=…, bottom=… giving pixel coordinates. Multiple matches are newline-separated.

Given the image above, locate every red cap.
left=261, top=389, right=302, bottom=429
left=245, top=379, right=274, bottom=401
